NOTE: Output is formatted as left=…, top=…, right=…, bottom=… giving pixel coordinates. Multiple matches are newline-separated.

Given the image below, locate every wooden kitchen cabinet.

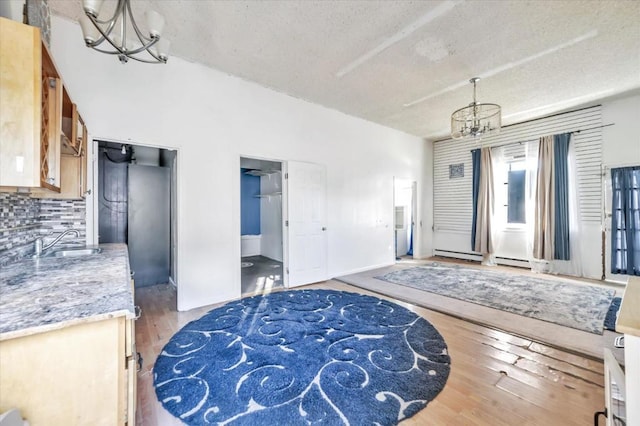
left=36, top=152, right=88, bottom=199
left=0, top=17, right=46, bottom=189
left=39, top=75, right=62, bottom=190
left=67, top=104, right=87, bottom=155
left=0, top=17, right=81, bottom=193
left=0, top=315, right=137, bottom=425
left=33, top=105, right=90, bottom=199
left=126, top=279, right=138, bottom=426
left=613, top=276, right=640, bottom=426
left=0, top=245, right=136, bottom=425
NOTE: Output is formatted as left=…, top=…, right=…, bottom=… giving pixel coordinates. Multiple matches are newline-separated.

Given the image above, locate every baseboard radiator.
left=433, top=249, right=531, bottom=269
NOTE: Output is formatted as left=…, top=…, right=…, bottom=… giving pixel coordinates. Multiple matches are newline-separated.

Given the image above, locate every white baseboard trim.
left=433, top=249, right=530, bottom=269
left=434, top=249, right=482, bottom=262
left=496, top=257, right=530, bottom=268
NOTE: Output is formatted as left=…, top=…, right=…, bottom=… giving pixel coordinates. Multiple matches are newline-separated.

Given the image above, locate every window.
left=505, top=161, right=526, bottom=224
left=611, top=166, right=640, bottom=276
left=507, top=169, right=526, bottom=223
left=494, top=150, right=535, bottom=230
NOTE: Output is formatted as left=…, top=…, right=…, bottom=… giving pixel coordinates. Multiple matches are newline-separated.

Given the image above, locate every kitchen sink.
left=47, top=247, right=103, bottom=258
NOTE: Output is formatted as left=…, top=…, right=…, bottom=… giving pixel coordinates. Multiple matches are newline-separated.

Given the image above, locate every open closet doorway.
left=96, top=140, right=178, bottom=289
left=394, top=178, right=417, bottom=263
left=240, top=157, right=284, bottom=295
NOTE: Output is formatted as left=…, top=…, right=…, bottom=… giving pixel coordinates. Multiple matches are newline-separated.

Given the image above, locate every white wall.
left=0, top=1, right=23, bottom=21
left=420, top=141, right=434, bottom=258
left=49, top=16, right=427, bottom=310
left=602, top=94, right=640, bottom=167
left=260, top=173, right=283, bottom=261
left=602, top=94, right=640, bottom=281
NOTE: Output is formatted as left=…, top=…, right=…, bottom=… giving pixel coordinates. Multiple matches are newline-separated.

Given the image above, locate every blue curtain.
left=553, top=133, right=571, bottom=260
left=611, top=166, right=640, bottom=276
left=471, top=149, right=481, bottom=250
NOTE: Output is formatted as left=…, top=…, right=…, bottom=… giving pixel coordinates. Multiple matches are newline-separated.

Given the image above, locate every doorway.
left=240, top=157, right=284, bottom=295
left=394, top=178, right=417, bottom=262
left=97, top=140, right=178, bottom=288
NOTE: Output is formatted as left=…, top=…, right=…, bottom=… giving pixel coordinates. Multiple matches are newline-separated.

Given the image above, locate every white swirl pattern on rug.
left=154, top=289, right=450, bottom=425
left=375, top=263, right=615, bottom=334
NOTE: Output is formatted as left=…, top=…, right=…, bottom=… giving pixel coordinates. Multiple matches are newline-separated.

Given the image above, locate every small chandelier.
left=450, top=77, right=501, bottom=140
left=79, top=0, right=170, bottom=64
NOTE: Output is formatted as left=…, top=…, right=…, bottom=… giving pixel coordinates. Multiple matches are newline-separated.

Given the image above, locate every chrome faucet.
left=34, top=229, right=81, bottom=256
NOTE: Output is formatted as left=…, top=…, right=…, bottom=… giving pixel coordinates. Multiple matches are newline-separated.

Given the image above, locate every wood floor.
left=135, top=281, right=605, bottom=425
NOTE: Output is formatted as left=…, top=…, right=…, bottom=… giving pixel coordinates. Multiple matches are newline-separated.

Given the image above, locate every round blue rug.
left=154, top=289, right=450, bottom=425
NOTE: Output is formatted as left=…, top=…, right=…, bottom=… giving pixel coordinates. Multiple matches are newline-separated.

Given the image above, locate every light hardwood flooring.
left=135, top=281, right=605, bottom=425
left=340, top=257, right=624, bottom=362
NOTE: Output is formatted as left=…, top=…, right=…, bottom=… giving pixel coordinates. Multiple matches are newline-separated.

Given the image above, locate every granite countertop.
left=617, top=276, right=640, bottom=337
left=0, top=243, right=134, bottom=341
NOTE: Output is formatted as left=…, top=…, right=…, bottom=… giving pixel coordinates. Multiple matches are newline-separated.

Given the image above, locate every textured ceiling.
left=49, top=0, right=640, bottom=140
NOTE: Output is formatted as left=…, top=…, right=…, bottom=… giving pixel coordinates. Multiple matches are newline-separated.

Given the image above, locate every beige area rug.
left=337, top=260, right=625, bottom=363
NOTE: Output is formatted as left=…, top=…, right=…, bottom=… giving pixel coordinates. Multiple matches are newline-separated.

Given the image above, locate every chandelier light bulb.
left=156, top=38, right=171, bottom=61
left=79, top=15, right=100, bottom=44
left=146, top=10, right=165, bottom=38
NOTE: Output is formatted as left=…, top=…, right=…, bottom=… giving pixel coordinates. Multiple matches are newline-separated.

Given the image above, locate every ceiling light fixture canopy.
left=79, top=0, right=170, bottom=64
left=450, top=77, right=501, bottom=140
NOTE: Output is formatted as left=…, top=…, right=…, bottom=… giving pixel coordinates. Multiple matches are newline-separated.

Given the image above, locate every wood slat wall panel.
left=433, top=105, right=603, bottom=240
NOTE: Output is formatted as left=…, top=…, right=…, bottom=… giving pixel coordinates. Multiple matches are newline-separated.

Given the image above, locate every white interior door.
left=286, top=161, right=327, bottom=287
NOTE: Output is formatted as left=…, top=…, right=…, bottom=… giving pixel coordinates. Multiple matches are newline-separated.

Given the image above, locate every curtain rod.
left=469, top=122, right=615, bottom=151
left=602, top=161, right=640, bottom=170
left=500, top=104, right=602, bottom=130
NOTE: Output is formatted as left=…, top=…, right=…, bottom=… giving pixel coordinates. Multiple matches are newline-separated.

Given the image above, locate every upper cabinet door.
left=0, top=17, right=63, bottom=192
left=70, top=104, right=85, bottom=155
left=40, top=76, right=62, bottom=190
left=286, top=161, right=328, bottom=287
left=0, top=18, right=42, bottom=187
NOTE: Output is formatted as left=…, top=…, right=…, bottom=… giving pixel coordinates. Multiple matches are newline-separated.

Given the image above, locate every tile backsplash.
left=0, top=192, right=86, bottom=264
left=0, top=193, right=40, bottom=251
left=38, top=199, right=87, bottom=244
